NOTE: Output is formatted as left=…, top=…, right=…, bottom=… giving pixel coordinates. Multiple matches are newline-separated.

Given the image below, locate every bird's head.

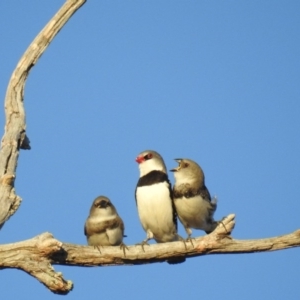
left=135, top=150, right=167, bottom=176
left=90, top=196, right=117, bottom=216
left=170, top=158, right=205, bottom=186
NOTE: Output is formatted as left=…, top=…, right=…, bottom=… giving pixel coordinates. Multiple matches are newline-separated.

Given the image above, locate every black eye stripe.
left=144, top=153, right=153, bottom=160
left=95, top=200, right=111, bottom=207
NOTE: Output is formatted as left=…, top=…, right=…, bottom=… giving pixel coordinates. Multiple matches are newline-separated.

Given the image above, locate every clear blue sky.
left=1, top=1, right=300, bottom=299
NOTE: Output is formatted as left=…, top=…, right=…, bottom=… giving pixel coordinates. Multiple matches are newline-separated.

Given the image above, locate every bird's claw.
left=120, top=243, right=129, bottom=257
left=185, top=236, right=195, bottom=248
left=218, top=218, right=228, bottom=233
left=136, top=240, right=150, bottom=252
left=177, top=235, right=188, bottom=250
left=93, top=245, right=102, bottom=254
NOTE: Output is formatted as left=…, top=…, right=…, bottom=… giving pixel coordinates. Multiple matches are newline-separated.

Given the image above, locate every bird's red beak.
left=135, top=155, right=145, bottom=164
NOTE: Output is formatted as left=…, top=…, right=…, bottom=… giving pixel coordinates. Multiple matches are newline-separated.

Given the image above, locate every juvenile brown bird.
left=84, top=196, right=127, bottom=255
left=171, top=159, right=218, bottom=241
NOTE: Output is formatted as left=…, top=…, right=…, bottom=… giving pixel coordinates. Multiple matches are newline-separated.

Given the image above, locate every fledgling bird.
left=171, top=158, right=218, bottom=241
left=135, top=150, right=186, bottom=265
left=84, top=196, right=127, bottom=255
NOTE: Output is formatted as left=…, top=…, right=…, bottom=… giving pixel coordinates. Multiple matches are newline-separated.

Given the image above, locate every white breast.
left=136, top=182, right=177, bottom=242
left=87, top=232, right=110, bottom=246
left=106, top=227, right=123, bottom=246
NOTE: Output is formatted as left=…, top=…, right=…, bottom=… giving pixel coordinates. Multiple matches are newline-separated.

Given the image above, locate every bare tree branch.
left=1, top=0, right=299, bottom=296
left=0, top=0, right=86, bottom=228
left=0, top=214, right=299, bottom=294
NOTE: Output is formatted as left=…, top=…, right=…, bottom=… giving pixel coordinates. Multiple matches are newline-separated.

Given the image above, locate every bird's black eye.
left=184, top=163, right=189, bottom=168
left=96, top=200, right=110, bottom=208
left=145, top=153, right=153, bottom=160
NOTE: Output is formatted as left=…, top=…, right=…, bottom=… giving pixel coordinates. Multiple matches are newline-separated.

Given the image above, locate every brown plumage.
left=84, top=196, right=127, bottom=255
left=171, top=159, right=218, bottom=239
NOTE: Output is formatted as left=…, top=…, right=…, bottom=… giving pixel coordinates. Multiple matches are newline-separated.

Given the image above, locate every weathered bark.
left=0, top=232, right=72, bottom=294
left=0, top=0, right=299, bottom=296
left=0, top=214, right=299, bottom=294
left=0, top=0, right=86, bottom=228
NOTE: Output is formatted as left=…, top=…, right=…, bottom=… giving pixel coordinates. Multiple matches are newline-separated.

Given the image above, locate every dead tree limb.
left=0, top=214, right=300, bottom=294
left=1, top=0, right=299, bottom=296
left=0, top=0, right=86, bottom=228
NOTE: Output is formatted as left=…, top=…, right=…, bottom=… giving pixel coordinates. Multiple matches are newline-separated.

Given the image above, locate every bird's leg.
left=93, top=245, right=102, bottom=254
left=136, top=231, right=153, bottom=251
left=185, top=235, right=194, bottom=248
left=136, top=238, right=150, bottom=252
left=119, top=242, right=129, bottom=257
left=177, top=234, right=188, bottom=250
left=183, top=228, right=194, bottom=248
left=136, top=230, right=153, bottom=252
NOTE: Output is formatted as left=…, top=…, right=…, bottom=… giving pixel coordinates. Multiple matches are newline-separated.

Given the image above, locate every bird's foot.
left=218, top=218, right=228, bottom=233
left=119, top=243, right=129, bottom=257
left=177, top=234, right=188, bottom=250
left=185, top=236, right=195, bottom=248
left=136, top=240, right=150, bottom=252
left=213, top=217, right=233, bottom=239
left=93, top=245, right=102, bottom=254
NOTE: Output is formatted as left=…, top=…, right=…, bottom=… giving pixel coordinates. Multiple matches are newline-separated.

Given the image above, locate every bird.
left=135, top=150, right=185, bottom=263
left=84, top=196, right=127, bottom=255
left=170, top=158, right=218, bottom=242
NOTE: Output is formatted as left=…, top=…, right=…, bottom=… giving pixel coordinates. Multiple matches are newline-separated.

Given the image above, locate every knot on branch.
left=0, top=174, right=15, bottom=186
left=20, top=132, right=31, bottom=150
left=35, top=232, right=63, bottom=256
